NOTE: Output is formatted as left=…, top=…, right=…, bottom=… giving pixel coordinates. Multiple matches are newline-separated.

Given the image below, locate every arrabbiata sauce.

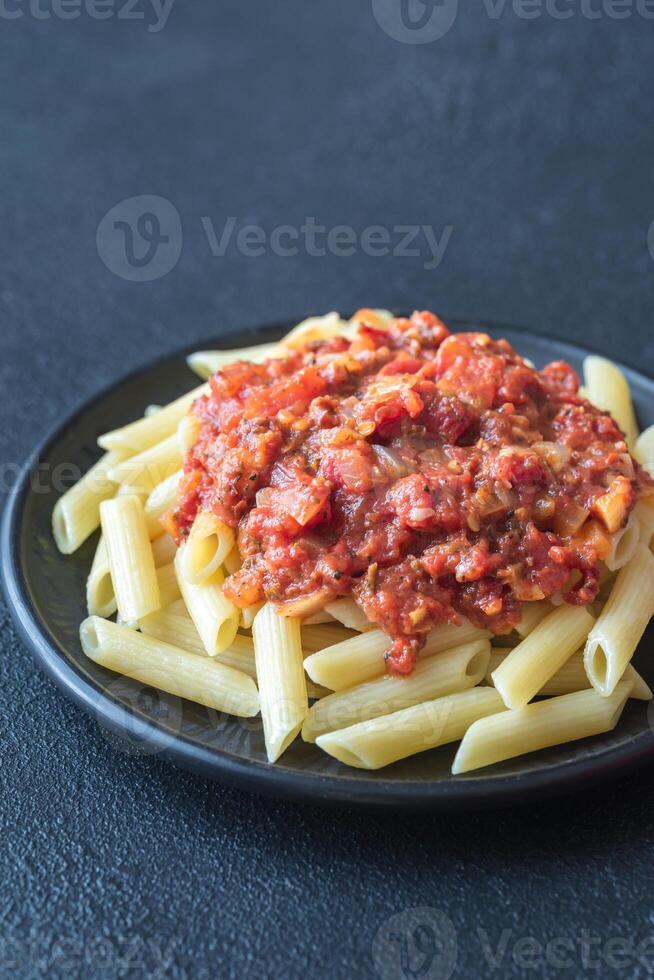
left=167, top=312, right=653, bottom=674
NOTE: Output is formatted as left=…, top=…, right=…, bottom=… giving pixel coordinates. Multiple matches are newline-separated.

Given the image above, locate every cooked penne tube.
left=98, top=382, right=210, bottom=455
left=144, top=470, right=182, bottom=539
left=52, top=450, right=125, bottom=554
left=223, top=545, right=242, bottom=576
left=634, top=497, right=654, bottom=549
left=177, top=413, right=201, bottom=453
left=515, top=602, right=551, bottom=638
left=304, top=621, right=491, bottom=692
left=491, top=605, right=595, bottom=710
left=301, top=624, right=356, bottom=654
left=240, top=603, right=263, bottom=630
left=452, top=679, right=634, bottom=774
left=100, top=495, right=161, bottom=621
left=108, top=434, right=182, bottom=496
left=155, top=562, right=182, bottom=608
left=584, top=544, right=654, bottom=696
left=80, top=617, right=259, bottom=717
left=252, top=603, right=308, bottom=762
left=605, top=513, right=640, bottom=571
left=302, top=639, right=490, bottom=743
left=86, top=535, right=116, bottom=618
left=635, top=425, right=654, bottom=475
left=324, top=598, right=372, bottom=632
left=151, top=533, right=177, bottom=568
left=179, top=511, right=235, bottom=585
left=583, top=355, right=639, bottom=448
left=187, top=342, right=282, bottom=380
left=487, top=648, right=652, bottom=700
left=174, top=550, right=239, bottom=656
left=301, top=610, right=336, bottom=626
left=139, top=606, right=258, bottom=676
left=278, top=312, right=347, bottom=350
left=316, top=688, right=506, bottom=770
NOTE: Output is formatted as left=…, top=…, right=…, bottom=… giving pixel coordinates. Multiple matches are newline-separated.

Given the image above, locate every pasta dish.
left=52, top=311, right=654, bottom=774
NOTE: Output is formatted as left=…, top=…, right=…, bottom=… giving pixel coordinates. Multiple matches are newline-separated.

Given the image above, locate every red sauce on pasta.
left=167, top=312, right=653, bottom=674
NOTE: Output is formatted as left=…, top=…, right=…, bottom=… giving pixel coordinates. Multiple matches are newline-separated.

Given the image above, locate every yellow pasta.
left=187, top=342, right=282, bottom=380
left=100, top=495, right=161, bottom=621
left=155, top=562, right=182, bottom=608
left=452, top=679, right=633, bottom=774
left=144, top=470, right=182, bottom=539
left=52, top=450, right=125, bottom=554
left=634, top=497, right=654, bottom=549
left=98, top=382, right=209, bottom=455
left=635, top=425, right=654, bottom=475
left=80, top=617, right=259, bottom=717
left=302, top=639, right=490, bottom=743
left=301, top=624, right=356, bottom=654
left=584, top=544, right=654, bottom=696
left=583, top=355, right=639, bottom=448
left=86, top=535, right=116, bottom=618
left=179, top=510, right=235, bottom=585
left=316, top=688, right=505, bottom=770
left=252, top=603, right=308, bottom=762
left=487, top=648, right=652, bottom=700
left=151, top=533, right=177, bottom=568
left=108, top=433, right=182, bottom=496
left=174, top=550, right=239, bottom=656
left=304, top=621, right=490, bottom=692
left=491, top=605, right=595, bottom=710
left=324, top=598, right=373, bottom=632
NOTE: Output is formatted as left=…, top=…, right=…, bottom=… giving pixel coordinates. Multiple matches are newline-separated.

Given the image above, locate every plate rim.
left=3, top=316, right=654, bottom=810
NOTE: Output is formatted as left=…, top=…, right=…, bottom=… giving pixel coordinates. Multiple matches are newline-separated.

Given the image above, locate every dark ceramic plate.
left=3, top=319, right=654, bottom=810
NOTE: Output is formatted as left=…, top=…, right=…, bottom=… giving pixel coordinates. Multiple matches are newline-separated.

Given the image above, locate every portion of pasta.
left=53, top=310, right=654, bottom=774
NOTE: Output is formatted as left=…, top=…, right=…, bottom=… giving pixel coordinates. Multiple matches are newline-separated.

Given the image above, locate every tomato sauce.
left=168, top=312, right=654, bottom=674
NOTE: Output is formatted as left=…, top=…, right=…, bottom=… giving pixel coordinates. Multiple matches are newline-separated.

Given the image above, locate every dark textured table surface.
left=2, top=3, right=654, bottom=978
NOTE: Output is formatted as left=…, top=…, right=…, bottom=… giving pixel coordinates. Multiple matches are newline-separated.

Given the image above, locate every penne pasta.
left=635, top=425, right=654, bottom=475
left=240, top=603, right=263, bottom=630
left=151, top=533, right=177, bottom=568
left=140, top=606, right=258, bottom=677
left=108, top=434, right=182, bottom=496
left=52, top=450, right=124, bottom=554
left=98, top=382, right=210, bottom=455
left=277, top=312, right=348, bottom=350
left=155, top=562, right=182, bottom=608
left=515, top=602, right=551, bottom=639
left=301, top=624, right=356, bottom=654
left=174, top=550, right=239, bottom=656
left=252, top=603, right=308, bottom=763
left=487, top=648, right=652, bottom=700
left=179, top=510, right=235, bottom=586
left=604, top=514, right=640, bottom=572
left=583, top=355, right=639, bottom=449
left=301, top=610, right=336, bottom=626
left=324, top=598, right=373, bottom=632
left=86, top=535, right=116, bottom=618
left=634, top=497, right=654, bottom=549
left=491, top=606, right=595, bottom=710
left=316, top=688, right=505, bottom=770
left=584, top=544, right=654, bottom=696
left=100, top=495, right=161, bottom=621
left=452, top=680, right=634, bottom=774
left=144, top=470, right=182, bottom=539
left=302, top=639, right=490, bottom=743
left=177, top=413, right=201, bottom=453
left=187, top=342, right=282, bottom=380
left=80, top=617, right=259, bottom=717
left=223, top=544, right=242, bottom=576
left=304, top=621, right=491, bottom=692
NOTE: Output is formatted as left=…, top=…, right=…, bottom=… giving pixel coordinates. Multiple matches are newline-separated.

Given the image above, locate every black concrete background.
left=2, top=2, right=654, bottom=978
